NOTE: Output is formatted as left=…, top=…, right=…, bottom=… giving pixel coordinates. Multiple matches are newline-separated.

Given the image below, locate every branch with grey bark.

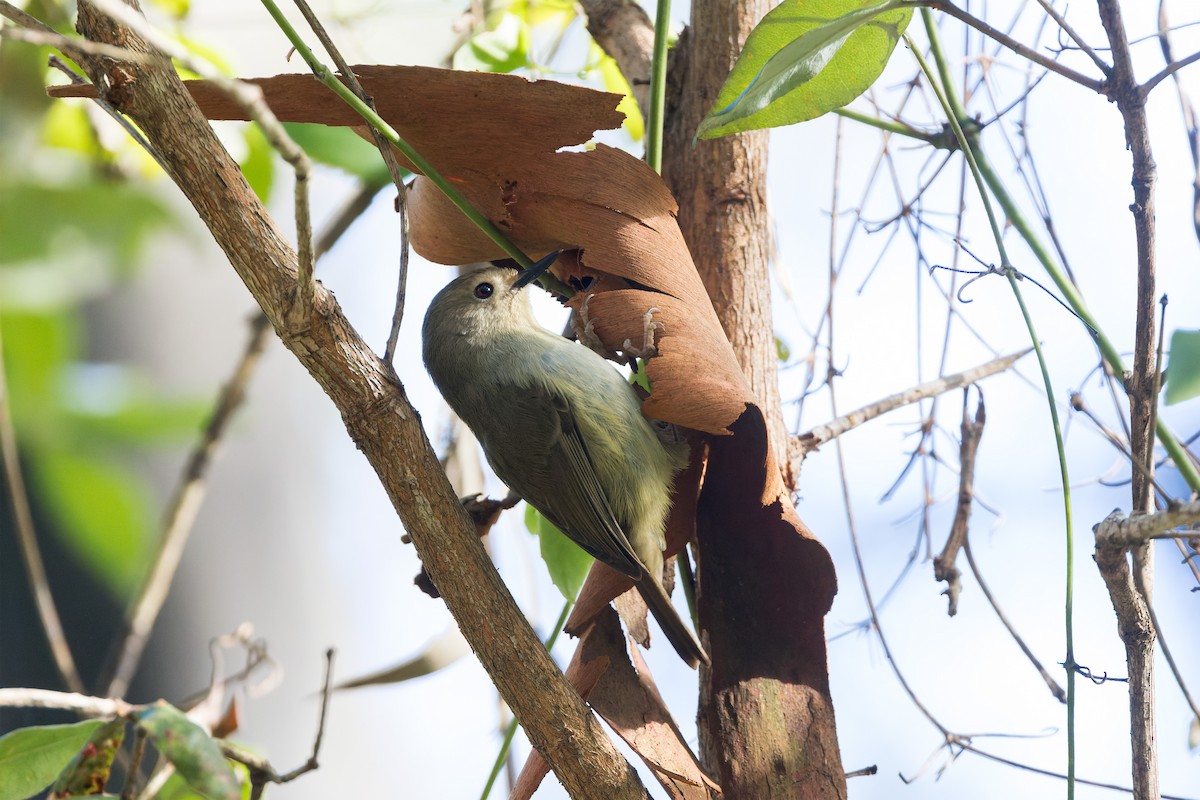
left=1094, top=503, right=1200, bottom=548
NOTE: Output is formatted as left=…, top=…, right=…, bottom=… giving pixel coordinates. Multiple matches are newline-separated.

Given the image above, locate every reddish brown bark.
left=663, top=2, right=845, bottom=797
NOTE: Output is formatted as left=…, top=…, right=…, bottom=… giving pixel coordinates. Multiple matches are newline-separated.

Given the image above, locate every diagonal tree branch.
left=791, top=348, right=1031, bottom=469
left=66, top=3, right=644, bottom=797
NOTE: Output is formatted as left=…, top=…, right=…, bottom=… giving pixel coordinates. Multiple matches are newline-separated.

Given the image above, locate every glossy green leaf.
left=698, top=0, right=912, bottom=139
left=135, top=702, right=240, bottom=800
left=452, top=13, right=530, bottom=74
left=31, top=447, right=152, bottom=593
left=1165, top=329, right=1200, bottom=406
left=525, top=504, right=593, bottom=601
left=282, top=122, right=394, bottom=187
left=0, top=720, right=104, bottom=800
left=49, top=719, right=125, bottom=798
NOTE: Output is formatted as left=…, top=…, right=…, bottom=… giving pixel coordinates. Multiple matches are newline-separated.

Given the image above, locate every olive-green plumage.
left=422, top=264, right=707, bottom=667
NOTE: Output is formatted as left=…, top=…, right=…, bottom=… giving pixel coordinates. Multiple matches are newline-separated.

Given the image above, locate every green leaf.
left=31, top=447, right=152, bottom=594
left=49, top=719, right=126, bottom=798
left=0, top=720, right=104, bottom=800
left=525, top=504, right=593, bottom=601
left=594, top=45, right=644, bottom=142
left=239, top=124, right=275, bottom=203
left=452, top=13, right=530, bottom=74
left=698, top=0, right=913, bottom=139
left=1165, top=329, right=1200, bottom=405
left=775, top=334, right=791, bottom=362
left=135, top=702, right=240, bottom=800
left=282, top=122, right=394, bottom=187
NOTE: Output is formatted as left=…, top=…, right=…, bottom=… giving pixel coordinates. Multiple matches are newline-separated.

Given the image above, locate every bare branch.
left=1156, top=1, right=1200, bottom=248
left=1032, top=0, right=1110, bottom=74
left=0, top=22, right=151, bottom=62
left=792, top=347, right=1030, bottom=468
left=102, top=315, right=271, bottom=698
left=83, top=0, right=317, bottom=314
left=100, top=181, right=377, bottom=699
left=1094, top=503, right=1200, bottom=546
left=964, top=540, right=1066, bottom=703
left=933, top=392, right=984, bottom=616
left=923, top=1, right=1106, bottom=93
left=0, top=687, right=133, bottom=717
left=287, top=0, right=411, bottom=353
left=1141, top=48, right=1200, bottom=97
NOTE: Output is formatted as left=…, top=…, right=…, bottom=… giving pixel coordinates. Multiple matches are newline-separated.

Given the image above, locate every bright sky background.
left=105, top=2, right=1200, bottom=798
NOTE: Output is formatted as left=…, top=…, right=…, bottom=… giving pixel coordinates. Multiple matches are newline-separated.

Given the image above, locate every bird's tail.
left=635, top=575, right=709, bottom=668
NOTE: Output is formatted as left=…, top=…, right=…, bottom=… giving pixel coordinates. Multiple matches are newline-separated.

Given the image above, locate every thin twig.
left=0, top=687, right=133, bottom=716
left=277, top=648, right=335, bottom=781
left=1068, top=392, right=1170, bottom=502
left=960, top=743, right=1197, bottom=800
left=384, top=192, right=410, bottom=363
left=46, top=56, right=171, bottom=174
left=1145, top=599, right=1200, bottom=728
left=101, top=315, right=271, bottom=699
left=1156, top=2, right=1200, bottom=249
left=84, top=0, right=316, bottom=316
left=963, top=539, right=1066, bottom=703
left=1031, top=0, right=1110, bottom=74
left=100, top=183, right=378, bottom=698
left=792, top=347, right=1030, bottom=466
left=1097, top=5, right=1164, bottom=792
left=0, top=23, right=152, bottom=63
left=221, top=649, right=336, bottom=799
left=0, top=317, right=84, bottom=693
left=922, top=0, right=1106, bottom=92
left=1094, top=503, right=1200, bottom=546
left=287, top=0, right=411, bottom=353
left=121, top=727, right=149, bottom=800
left=1141, top=48, right=1200, bottom=98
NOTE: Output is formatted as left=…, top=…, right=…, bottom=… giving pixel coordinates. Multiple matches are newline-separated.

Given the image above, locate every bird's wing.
left=475, top=380, right=644, bottom=579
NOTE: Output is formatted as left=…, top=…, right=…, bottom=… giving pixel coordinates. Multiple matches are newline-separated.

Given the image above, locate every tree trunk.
left=664, top=3, right=847, bottom=798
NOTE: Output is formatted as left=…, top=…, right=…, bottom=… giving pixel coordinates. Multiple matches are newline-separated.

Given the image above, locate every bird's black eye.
left=473, top=282, right=494, bottom=300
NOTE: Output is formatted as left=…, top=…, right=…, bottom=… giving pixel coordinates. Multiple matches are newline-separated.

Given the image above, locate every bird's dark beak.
left=512, top=250, right=561, bottom=290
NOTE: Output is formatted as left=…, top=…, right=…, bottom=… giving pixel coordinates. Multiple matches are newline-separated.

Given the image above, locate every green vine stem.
left=257, top=0, right=537, bottom=269
left=645, top=0, right=671, bottom=174
left=913, top=12, right=1079, bottom=796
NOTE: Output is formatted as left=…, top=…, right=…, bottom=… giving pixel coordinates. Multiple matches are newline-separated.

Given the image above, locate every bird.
left=422, top=254, right=708, bottom=667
